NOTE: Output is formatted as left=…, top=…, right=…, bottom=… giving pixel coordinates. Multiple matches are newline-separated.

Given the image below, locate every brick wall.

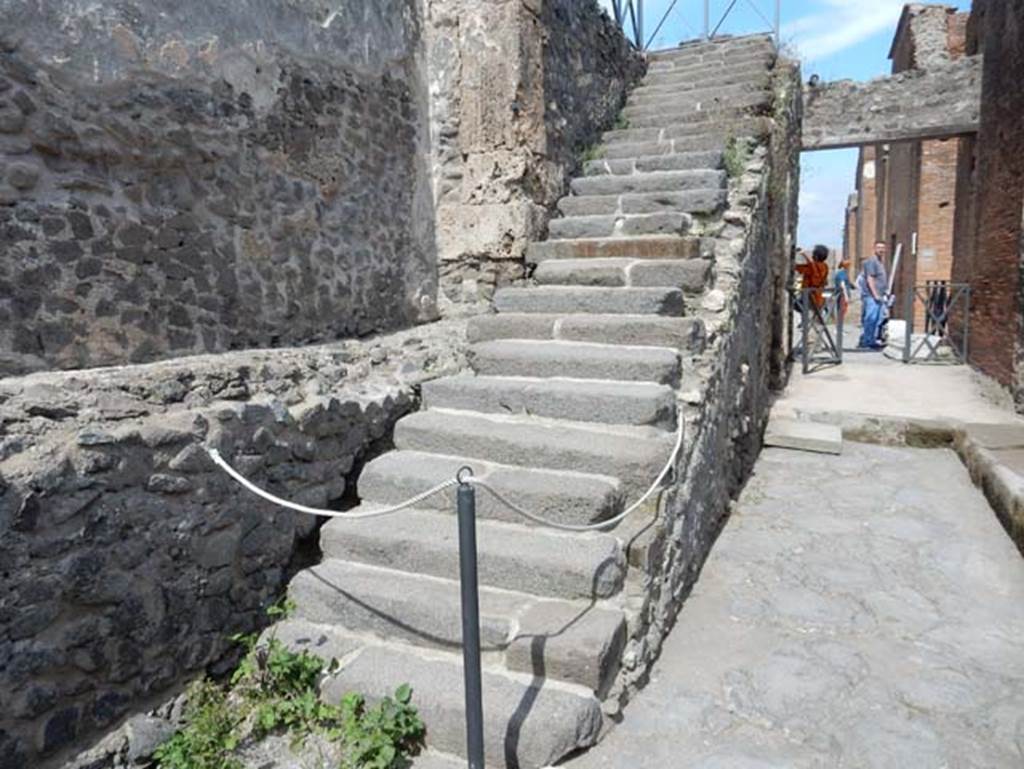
left=950, top=0, right=1024, bottom=395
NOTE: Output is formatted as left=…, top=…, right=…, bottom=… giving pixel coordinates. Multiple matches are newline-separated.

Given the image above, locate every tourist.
left=834, top=259, right=853, bottom=318
left=858, top=241, right=888, bottom=349
left=795, top=244, right=830, bottom=312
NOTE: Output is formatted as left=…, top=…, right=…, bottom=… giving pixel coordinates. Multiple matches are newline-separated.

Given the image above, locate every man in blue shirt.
left=858, top=241, right=889, bottom=349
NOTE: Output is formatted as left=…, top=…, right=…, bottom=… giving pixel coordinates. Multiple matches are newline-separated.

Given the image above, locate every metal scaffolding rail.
left=610, top=0, right=781, bottom=51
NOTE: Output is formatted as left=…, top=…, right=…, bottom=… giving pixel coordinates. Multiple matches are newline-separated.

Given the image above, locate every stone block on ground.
left=764, top=417, right=842, bottom=455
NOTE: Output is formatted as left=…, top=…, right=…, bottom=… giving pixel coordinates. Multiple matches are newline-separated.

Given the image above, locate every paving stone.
left=423, top=375, right=677, bottom=428
left=962, top=422, right=1024, bottom=450
left=494, top=286, right=685, bottom=316
left=394, top=409, right=675, bottom=496
left=319, top=508, right=626, bottom=600
left=557, top=189, right=726, bottom=217
left=468, top=339, right=681, bottom=383
left=467, top=314, right=705, bottom=352
left=357, top=449, right=623, bottom=527
left=570, top=169, right=724, bottom=196
left=321, top=645, right=602, bottom=769
left=763, top=417, right=842, bottom=455
left=507, top=601, right=627, bottom=694
left=526, top=236, right=704, bottom=262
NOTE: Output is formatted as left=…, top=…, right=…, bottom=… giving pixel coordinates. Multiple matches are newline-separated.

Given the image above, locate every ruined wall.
left=609, top=55, right=802, bottom=702
left=0, top=323, right=466, bottom=769
left=0, top=0, right=437, bottom=376
left=950, top=0, right=1024, bottom=400
left=427, top=0, right=643, bottom=313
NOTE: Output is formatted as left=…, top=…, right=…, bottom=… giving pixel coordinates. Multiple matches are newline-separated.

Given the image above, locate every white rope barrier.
left=205, top=411, right=684, bottom=531
left=207, top=448, right=459, bottom=519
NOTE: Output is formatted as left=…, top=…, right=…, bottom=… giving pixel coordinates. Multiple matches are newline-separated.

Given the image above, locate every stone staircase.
left=272, top=34, right=778, bottom=768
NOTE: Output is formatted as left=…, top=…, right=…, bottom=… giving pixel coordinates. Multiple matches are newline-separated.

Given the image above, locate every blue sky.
left=600, top=0, right=970, bottom=250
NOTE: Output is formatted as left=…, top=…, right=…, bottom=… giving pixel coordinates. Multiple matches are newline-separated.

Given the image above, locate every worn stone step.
left=468, top=315, right=705, bottom=353
left=627, top=78, right=770, bottom=107
left=570, top=169, right=725, bottom=197
left=394, top=409, right=675, bottom=493
left=320, top=506, right=627, bottom=600
left=527, top=235, right=706, bottom=262
left=548, top=212, right=691, bottom=239
left=558, top=188, right=726, bottom=217
left=631, top=68, right=773, bottom=98
left=534, top=257, right=711, bottom=292
left=583, top=150, right=723, bottom=176
left=648, top=36, right=774, bottom=62
left=601, top=116, right=769, bottom=146
left=468, top=338, right=681, bottom=383
left=312, top=638, right=604, bottom=767
left=423, top=374, right=677, bottom=429
left=358, top=450, right=623, bottom=527
left=625, top=94, right=771, bottom=127
left=289, top=562, right=627, bottom=692
left=646, top=50, right=774, bottom=76
left=494, top=286, right=685, bottom=316
left=602, top=134, right=726, bottom=159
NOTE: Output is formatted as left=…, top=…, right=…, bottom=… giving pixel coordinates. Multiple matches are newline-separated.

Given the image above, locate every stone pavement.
left=563, top=442, right=1024, bottom=768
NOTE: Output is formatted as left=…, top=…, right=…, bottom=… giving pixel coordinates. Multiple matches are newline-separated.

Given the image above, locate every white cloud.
left=783, top=0, right=904, bottom=62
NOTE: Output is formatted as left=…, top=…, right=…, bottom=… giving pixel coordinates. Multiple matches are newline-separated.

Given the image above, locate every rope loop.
left=205, top=411, right=683, bottom=532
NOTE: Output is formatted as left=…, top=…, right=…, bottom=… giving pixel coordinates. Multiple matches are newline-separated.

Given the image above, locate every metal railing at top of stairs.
left=204, top=412, right=684, bottom=769
left=611, top=0, right=781, bottom=52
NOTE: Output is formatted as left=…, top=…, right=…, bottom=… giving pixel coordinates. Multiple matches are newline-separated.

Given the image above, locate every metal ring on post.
left=456, top=466, right=474, bottom=485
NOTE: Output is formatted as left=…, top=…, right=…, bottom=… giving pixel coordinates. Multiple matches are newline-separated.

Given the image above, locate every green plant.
left=155, top=601, right=424, bottom=769
left=335, top=686, right=425, bottom=769
left=153, top=680, right=242, bottom=769
left=723, top=136, right=754, bottom=179
left=580, top=143, right=605, bottom=164
left=613, top=112, right=630, bottom=130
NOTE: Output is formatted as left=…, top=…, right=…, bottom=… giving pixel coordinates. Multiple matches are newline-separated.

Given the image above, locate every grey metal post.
left=963, top=286, right=971, bottom=363
left=801, top=290, right=810, bottom=375
left=774, top=0, right=781, bottom=43
left=704, top=0, right=710, bottom=38
left=836, top=296, right=844, bottom=364
left=636, top=0, right=644, bottom=50
left=457, top=478, right=485, bottom=769
left=902, top=288, right=913, bottom=363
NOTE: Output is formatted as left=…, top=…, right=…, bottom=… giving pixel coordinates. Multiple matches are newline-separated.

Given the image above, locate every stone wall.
left=608, top=55, right=802, bottom=704
left=949, top=0, right=1024, bottom=403
left=0, top=0, right=437, bottom=376
left=0, top=321, right=466, bottom=769
left=801, top=55, right=981, bottom=151
left=427, top=0, right=643, bottom=313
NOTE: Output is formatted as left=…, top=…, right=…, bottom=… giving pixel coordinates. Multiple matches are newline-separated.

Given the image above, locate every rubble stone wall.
left=0, top=322, right=466, bottom=769
left=611, top=56, right=802, bottom=703
left=0, top=0, right=438, bottom=376
left=427, top=0, right=643, bottom=313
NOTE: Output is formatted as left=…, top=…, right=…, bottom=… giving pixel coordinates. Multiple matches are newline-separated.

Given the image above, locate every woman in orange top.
left=794, top=244, right=830, bottom=310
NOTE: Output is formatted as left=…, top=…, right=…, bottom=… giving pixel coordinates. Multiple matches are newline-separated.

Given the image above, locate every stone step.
left=289, top=562, right=628, bottom=693
left=358, top=450, right=623, bottom=527
left=601, top=116, right=768, bottom=146
left=624, top=93, right=771, bottom=127
left=493, top=286, right=685, bottom=316
left=548, top=211, right=691, bottom=239
left=557, top=188, right=726, bottom=217
left=294, top=633, right=605, bottom=768
left=631, top=67, right=772, bottom=99
left=602, top=134, right=725, bottom=159
left=626, top=78, right=771, bottom=107
left=570, top=169, right=725, bottom=197
left=526, top=235, right=706, bottom=262
left=468, top=339, right=682, bottom=382
left=646, top=51, right=774, bottom=76
left=583, top=150, right=723, bottom=176
left=394, top=409, right=675, bottom=493
left=648, top=36, right=774, bottom=63
left=320, top=506, right=627, bottom=600
left=468, top=315, right=705, bottom=353
left=423, top=374, right=677, bottom=429
left=533, top=257, right=711, bottom=292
